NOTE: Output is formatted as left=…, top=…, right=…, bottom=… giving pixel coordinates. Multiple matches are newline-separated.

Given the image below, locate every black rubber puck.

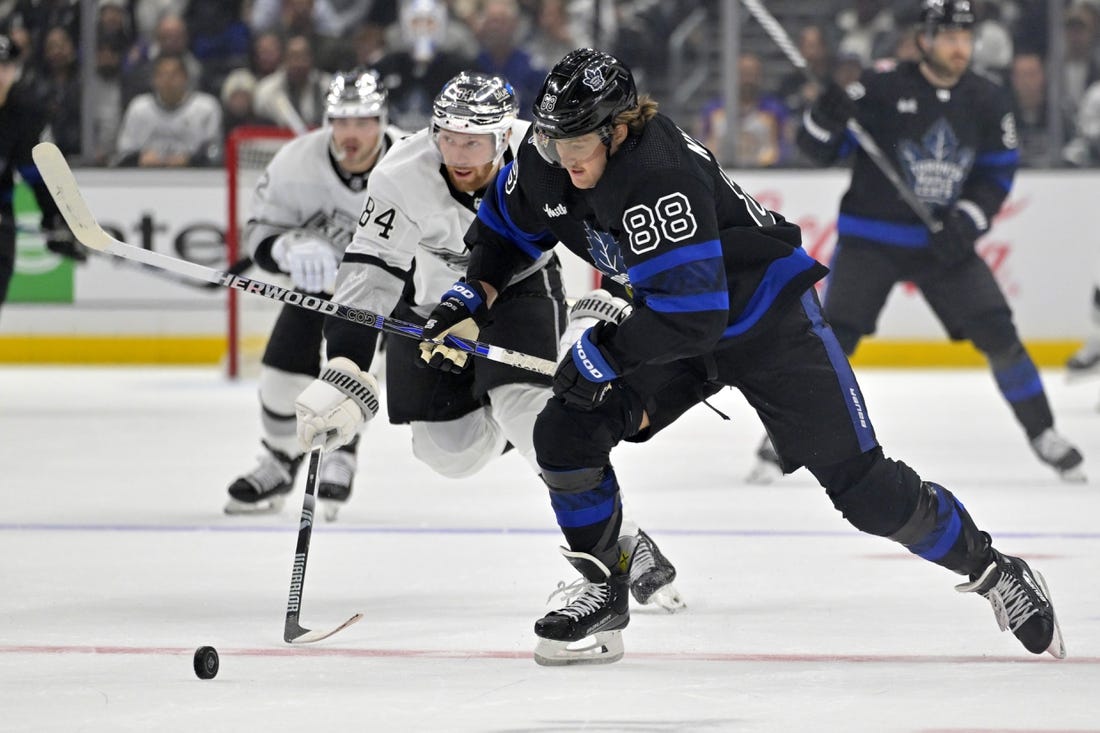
left=193, top=646, right=219, bottom=679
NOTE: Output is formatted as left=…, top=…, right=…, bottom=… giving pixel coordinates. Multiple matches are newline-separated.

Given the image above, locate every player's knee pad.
left=532, top=394, right=638, bottom=471
left=812, top=448, right=922, bottom=538
left=963, top=308, right=1019, bottom=357
left=410, top=408, right=507, bottom=479
left=259, top=366, right=314, bottom=455
left=487, top=383, right=551, bottom=472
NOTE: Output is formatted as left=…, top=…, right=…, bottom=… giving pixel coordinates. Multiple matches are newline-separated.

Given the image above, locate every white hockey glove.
left=556, top=289, right=633, bottom=362
left=295, top=357, right=381, bottom=452
left=271, top=230, right=339, bottom=294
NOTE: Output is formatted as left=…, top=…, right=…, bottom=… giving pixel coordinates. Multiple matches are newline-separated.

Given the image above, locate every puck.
left=193, top=646, right=219, bottom=679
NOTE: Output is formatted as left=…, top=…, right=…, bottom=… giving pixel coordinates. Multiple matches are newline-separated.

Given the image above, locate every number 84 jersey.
left=336, top=119, right=548, bottom=321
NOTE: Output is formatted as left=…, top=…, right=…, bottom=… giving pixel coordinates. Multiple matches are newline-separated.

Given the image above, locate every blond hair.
left=614, top=94, right=659, bottom=135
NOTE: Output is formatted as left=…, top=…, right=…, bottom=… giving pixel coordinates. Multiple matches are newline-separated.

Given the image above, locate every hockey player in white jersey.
left=225, top=68, right=406, bottom=519
left=294, top=71, right=684, bottom=611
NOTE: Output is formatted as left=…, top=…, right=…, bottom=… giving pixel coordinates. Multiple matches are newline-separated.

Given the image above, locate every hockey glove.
left=419, top=280, right=490, bottom=373
left=553, top=321, right=621, bottom=411
left=928, top=205, right=982, bottom=267
left=556, top=289, right=633, bottom=363
left=271, top=230, right=339, bottom=294
left=295, top=357, right=381, bottom=452
left=41, top=212, right=86, bottom=262
left=810, top=82, right=858, bottom=136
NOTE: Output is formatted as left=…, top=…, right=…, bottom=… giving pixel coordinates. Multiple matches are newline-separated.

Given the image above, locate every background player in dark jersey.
left=778, top=0, right=1085, bottom=484
left=419, top=48, right=1065, bottom=665
left=0, top=33, right=78, bottom=320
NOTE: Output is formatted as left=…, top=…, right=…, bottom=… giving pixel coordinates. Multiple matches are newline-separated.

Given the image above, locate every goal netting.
left=224, top=126, right=296, bottom=378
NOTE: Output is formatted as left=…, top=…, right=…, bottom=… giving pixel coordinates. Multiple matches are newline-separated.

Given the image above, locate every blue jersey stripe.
left=627, top=239, right=723, bottom=284
left=720, top=249, right=819, bottom=338
left=975, top=149, right=1019, bottom=167
left=837, top=214, right=930, bottom=246
left=476, top=162, right=556, bottom=260
left=646, top=290, right=729, bottom=314
left=17, top=164, right=44, bottom=184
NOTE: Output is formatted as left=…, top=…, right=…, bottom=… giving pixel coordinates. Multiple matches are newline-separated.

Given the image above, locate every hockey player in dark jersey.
left=0, top=33, right=79, bottom=319
left=773, top=0, right=1085, bottom=483
left=418, top=48, right=1066, bottom=665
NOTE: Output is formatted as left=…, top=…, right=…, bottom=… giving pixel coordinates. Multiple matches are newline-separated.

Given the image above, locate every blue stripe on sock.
left=549, top=473, right=619, bottom=528
left=907, top=489, right=963, bottom=562
left=994, top=355, right=1044, bottom=402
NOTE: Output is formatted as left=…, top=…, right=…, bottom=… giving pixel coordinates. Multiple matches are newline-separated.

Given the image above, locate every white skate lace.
left=319, top=451, right=355, bottom=487
left=985, top=571, right=1038, bottom=633
left=246, top=454, right=293, bottom=493
left=545, top=578, right=609, bottom=620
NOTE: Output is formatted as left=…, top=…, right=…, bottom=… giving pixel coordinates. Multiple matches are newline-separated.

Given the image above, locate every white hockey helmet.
left=431, top=71, right=518, bottom=166
left=325, top=68, right=388, bottom=122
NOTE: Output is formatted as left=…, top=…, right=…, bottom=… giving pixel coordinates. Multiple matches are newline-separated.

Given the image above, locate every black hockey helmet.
left=0, top=33, right=23, bottom=63
left=532, top=48, right=637, bottom=139
left=919, top=0, right=976, bottom=32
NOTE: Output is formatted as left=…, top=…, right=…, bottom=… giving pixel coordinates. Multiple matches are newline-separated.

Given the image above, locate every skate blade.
left=645, top=584, right=686, bottom=613
left=223, top=495, right=287, bottom=515
left=1034, top=571, right=1067, bottom=660
left=1057, top=466, right=1088, bottom=484
left=745, top=459, right=783, bottom=485
left=534, top=630, right=624, bottom=666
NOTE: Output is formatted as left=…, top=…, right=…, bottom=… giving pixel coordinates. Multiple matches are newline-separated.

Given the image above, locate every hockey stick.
left=284, top=440, right=363, bottom=643
left=739, top=0, right=942, bottom=232
left=31, top=142, right=556, bottom=377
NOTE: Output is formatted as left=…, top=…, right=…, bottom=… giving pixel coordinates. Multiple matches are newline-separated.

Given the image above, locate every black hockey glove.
left=553, top=321, right=622, bottom=411
left=419, top=280, right=490, bottom=373
left=928, top=207, right=982, bottom=267
left=41, top=212, right=86, bottom=262
left=810, top=82, right=858, bottom=135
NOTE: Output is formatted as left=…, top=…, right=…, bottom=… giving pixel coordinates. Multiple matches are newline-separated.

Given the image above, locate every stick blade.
left=30, top=142, right=113, bottom=251
left=284, top=613, right=363, bottom=644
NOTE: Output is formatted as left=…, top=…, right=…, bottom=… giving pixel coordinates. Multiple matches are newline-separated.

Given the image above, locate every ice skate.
left=224, top=442, right=302, bottom=514
left=956, top=550, right=1066, bottom=659
left=745, top=434, right=783, bottom=485
left=1065, top=344, right=1100, bottom=382
left=317, top=447, right=356, bottom=521
left=534, top=549, right=629, bottom=666
left=624, top=530, right=685, bottom=612
left=1030, top=428, right=1086, bottom=483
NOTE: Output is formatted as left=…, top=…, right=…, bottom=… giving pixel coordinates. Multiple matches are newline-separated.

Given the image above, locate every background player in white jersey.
left=225, top=68, right=406, bottom=519
left=293, top=71, right=684, bottom=611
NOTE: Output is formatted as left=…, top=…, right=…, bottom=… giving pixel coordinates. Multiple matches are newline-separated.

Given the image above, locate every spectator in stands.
left=250, top=31, right=285, bottom=81
left=699, top=52, right=786, bottom=168
left=525, top=0, right=575, bottom=71
left=24, top=25, right=81, bottom=157
left=375, top=0, right=472, bottom=131
left=96, top=0, right=134, bottom=50
left=1060, top=2, right=1100, bottom=130
left=971, top=0, right=1013, bottom=81
left=115, top=53, right=222, bottom=167
left=1011, top=52, right=1066, bottom=168
left=133, top=0, right=186, bottom=44
left=5, top=0, right=80, bottom=67
left=185, top=0, right=251, bottom=96
left=473, top=0, right=545, bottom=118
left=253, top=34, right=331, bottom=130
left=836, top=0, right=896, bottom=65
left=220, top=67, right=272, bottom=137
left=122, top=13, right=204, bottom=106
left=87, top=31, right=129, bottom=165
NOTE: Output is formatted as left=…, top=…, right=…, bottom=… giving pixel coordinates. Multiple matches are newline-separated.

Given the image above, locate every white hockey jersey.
left=334, top=119, right=552, bottom=319
left=245, top=125, right=407, bottom=261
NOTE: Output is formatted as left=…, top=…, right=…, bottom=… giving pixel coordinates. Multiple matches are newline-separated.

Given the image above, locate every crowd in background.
left=3, top=0, right=1099, bottom=169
